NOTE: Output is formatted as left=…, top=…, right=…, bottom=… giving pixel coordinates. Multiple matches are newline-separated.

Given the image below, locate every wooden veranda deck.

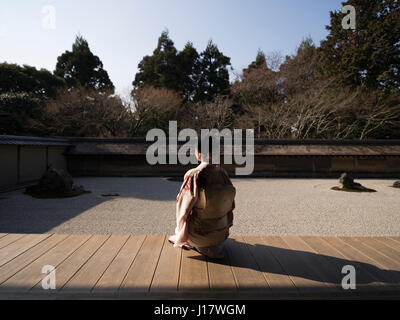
left=0, top=233, right=399, bottom=299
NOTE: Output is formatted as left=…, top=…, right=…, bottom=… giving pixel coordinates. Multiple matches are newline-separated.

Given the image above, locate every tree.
left=133, top=31, right=181, bottom=92
left=133, top=31, right=200, bottom=102
left=55, top=35, right=114, bottom=92
left=280, top=37, right=322, bottom=96
left=0, top=63, right=66, bottom=136
left=181, top=98, right=234, bottom=131
left=232, top=65, right=281, bottom=108
left=244, top=49, right=267, bottom=74
left=44, top=87, right=130, bottom=137
left=130, top=86, right=182, bottom=136
left=133, top=32, right=231, bottom=103
left=231, top=49, right=283, bottom=127
left=193, top=40, right=231, bottom=102
left=0, top=92, right=43, bottom=135
left=0, top=63, right=65, bottom=99
left=320, top=0, right=400, bottom=92
left=177, top=42, right=200, bottom=101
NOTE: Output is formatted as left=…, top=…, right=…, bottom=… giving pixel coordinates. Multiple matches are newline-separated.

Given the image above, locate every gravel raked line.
left=0, top=177, right=399, bottom=236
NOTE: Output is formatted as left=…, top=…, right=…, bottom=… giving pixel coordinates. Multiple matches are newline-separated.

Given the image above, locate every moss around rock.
left=332, top=173, right=376, bottom=192
left=25, top=167, right=90, bottom=199
left=331, top=186, right=376, bottom=193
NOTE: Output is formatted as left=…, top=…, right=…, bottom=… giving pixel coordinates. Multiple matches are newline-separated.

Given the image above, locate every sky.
left=0, top=0, right=344, bottom=97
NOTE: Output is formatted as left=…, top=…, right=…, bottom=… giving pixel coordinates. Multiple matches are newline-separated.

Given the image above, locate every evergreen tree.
left=194, top=40, right=231, bottom=102
left=0, top=63, right=65, bottom=99
left=320, top=0, right=399, bottom=92
left=0, top=92, right=42, bottom=135
left=0, top=63, right=66, bottom=136
left=133, top=32, right=231, bottom=102
left=55, top=35, right=114, bottom=92
left=177, top=42, right=200, bottom=101
left=245, top=49, right=267, bottom=74
left=133, top=30, right=181, bottom=92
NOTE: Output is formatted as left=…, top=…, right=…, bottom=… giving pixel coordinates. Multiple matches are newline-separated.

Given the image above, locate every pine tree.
left=245, top=49, right=267, bottom=74
left=194, top=40, right=231, bottom=102
left=177, top=42, right=200, bottom=101
left=320, top=0, right=399, bottom=92
left=133, top=30, right=181, bottom=92
left=55, top=35, right=114, bottom=92
left=0, top=63, right=65, bottom=99
left=133, top=32, right=231, bottom=102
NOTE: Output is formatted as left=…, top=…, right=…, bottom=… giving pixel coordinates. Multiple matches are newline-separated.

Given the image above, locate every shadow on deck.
left=0, top=234, right=399, bottom=299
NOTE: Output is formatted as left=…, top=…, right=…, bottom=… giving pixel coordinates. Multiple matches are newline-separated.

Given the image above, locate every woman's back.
left=197, top=164, right=232, bottom=187
left=169, top=162, right=236, bottom=259
left=194, top=165, right=236, bottom=221
left=186, top=164, right=235, bottom=251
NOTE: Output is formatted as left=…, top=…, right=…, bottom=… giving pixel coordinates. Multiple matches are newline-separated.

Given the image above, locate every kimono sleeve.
left=169, top=171, right=200, bottom=247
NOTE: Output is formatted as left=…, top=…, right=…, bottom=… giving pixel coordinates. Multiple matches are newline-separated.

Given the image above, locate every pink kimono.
left=169, top=162, right=235, bottom=258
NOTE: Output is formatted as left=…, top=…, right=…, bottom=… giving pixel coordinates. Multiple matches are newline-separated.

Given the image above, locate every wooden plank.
left=340, top=237, right=400, bottom=275
left=0, top=234, right=51, bottom=267
left=389, top=237, right=400, bottom=245
left=224, top=236, right=269, bottom=292
left=281, top=236, right=341, bottom=291
left=150, top=237, right=182, bottom=293
left=244, top=236, right=297, bottom=294
left=0, top=234, right=69, bottom=286
left=355, top=238, right=400, bottom=265
left=207, top=247, right=237, bottom=292
left=261, top=236, right=333, bottom=293
left=324, top=237, right=400, bottom=287
left=178, top=247, right=209, bottom=292
left=30, top=234, right=109, bottom=292
left=0, top=235, right=90, bottom=292
left=61, top=235, right=129, bottom=293
left=120, top=235, right=165, bottom=293
left=93, top=235, right=146, bottom=293
left=0, top=234, right=27, bottom=250
left=0, top=234, right=396, bottom=299
left=301, top=236, right=389, bottom=292
left=380, top=238, right=400, bottom=252
left=340, top=237, right=400, bottom=294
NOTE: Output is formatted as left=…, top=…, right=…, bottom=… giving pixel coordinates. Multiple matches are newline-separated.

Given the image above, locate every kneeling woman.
left=169, top=138, right=236, bottom=259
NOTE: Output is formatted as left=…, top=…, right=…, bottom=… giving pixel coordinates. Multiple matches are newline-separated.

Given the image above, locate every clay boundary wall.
left=1, top=135, right=399, bottom=190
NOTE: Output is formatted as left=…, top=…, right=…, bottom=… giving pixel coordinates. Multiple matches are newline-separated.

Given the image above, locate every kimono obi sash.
left=191, top=184, right=236, bottom=232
